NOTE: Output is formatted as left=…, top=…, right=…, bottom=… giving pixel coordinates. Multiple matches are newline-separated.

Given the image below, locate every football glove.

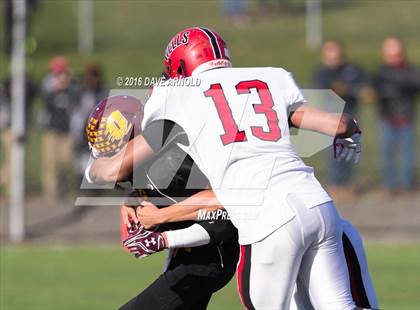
left=123, top=224, right=166, bottom=259
left=333, top=129, right=362, bottom=164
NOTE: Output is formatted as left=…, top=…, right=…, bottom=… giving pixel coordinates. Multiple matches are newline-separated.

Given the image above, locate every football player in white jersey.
left=134, top=190, right=378, bottom=309
left=88, top=27, right=364, bottom=309
left=136, top=192, right=378, bottom=309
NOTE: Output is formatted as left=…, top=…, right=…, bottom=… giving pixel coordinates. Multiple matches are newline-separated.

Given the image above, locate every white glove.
left=333, top=130, right=361, bottom=164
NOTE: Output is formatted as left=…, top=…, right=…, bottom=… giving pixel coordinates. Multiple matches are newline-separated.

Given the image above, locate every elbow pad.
left=198, top=220, right=238, bottom=245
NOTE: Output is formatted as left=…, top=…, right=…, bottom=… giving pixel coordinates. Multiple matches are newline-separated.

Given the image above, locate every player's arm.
left=289, top=103, right=362, bottom=163
left=87, top=135, right=154, bottom=184
left=163, top=224, right=211, bottom=249
left=123, top=223, right=209, bottom=259
left=123, top=220, right=237, bottom=259
left=137, top=189, right=223, bottom=229
left=124, top=209, right=237, bottom=259
left=163, top=220, right=237, bottom=249
left=283, top=70, right=361, bottom=162
left=87, top=120, right=187, bottom=184
left=289, top=103, right=359, bottom=138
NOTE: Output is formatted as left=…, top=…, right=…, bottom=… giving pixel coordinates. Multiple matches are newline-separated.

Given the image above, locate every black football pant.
left=119, top=241, right=239, bottom=310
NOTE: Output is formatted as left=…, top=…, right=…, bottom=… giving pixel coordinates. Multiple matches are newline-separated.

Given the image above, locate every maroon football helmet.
left=86, top=95, right=144, bottom=158
left=163, top=27, right=231, bottom=79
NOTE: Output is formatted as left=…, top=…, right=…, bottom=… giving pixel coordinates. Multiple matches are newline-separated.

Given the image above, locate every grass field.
left=0, top=244, right=419, bottom=310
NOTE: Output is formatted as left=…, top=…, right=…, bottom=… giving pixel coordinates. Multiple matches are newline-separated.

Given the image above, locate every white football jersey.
left=143, top=67, right=331, bottom=244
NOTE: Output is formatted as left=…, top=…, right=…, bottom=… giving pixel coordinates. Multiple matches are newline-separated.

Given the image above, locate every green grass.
left=366, top=244, right=420, bottom=309
left=0, top=245, right=242, bottom=310
left=0, top=244, right=419, bottom=309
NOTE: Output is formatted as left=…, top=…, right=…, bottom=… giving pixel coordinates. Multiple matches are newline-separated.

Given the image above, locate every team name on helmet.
left=164, top=31, right=190, bottom=60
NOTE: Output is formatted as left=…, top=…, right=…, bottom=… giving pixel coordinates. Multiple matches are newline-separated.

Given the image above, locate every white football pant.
left=237, top=195, right=355, bottom=310
left=289, top=220, right=379, bottom=310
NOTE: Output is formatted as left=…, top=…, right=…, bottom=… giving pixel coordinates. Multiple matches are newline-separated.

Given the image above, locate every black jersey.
left=133, top=119, right=237, bottom=243
left=119, top=121, right=239, bottom=310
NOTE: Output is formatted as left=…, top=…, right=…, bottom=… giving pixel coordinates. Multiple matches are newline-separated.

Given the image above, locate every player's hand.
left=137, top=201, right=162, bottom=229
left=333, top=130, right=362, bottom=164
left=123, top=225, right=166, bottom=259
left=121, top=204, right=139, bottom=229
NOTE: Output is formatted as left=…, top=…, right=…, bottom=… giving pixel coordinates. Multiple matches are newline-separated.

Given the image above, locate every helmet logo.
left=106, top=110, right=130, bottom=141
left=164, top=31, right=190, bottom=60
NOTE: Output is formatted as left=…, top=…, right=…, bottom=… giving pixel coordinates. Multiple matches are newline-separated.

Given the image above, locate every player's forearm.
left=161, top=209, right=201, bottom=222
left=89, top=155, right=121, bottom=184
left=89, top=135, right=154, bottom=184
left=88, top=148, right=128, bottom=184
left=163, top=224, right=211, bottom=248
left=290, top=103, right=359, bottom=138
left=159, top=190, right=222, bottom=223
left=159, top=203, right=220, bottom=223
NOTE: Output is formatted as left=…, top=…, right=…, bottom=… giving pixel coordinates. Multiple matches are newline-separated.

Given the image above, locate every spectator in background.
left=4, top=74, right=37, bottom=128
left=39, top=56, right=81, bottom=205
left=71, top=62, right=107, bottom=180
left=41, top=56, right=70, bottom=95
left=373, top=37, right=420, bottom=193
left=314, top=40, right=368, bottom=201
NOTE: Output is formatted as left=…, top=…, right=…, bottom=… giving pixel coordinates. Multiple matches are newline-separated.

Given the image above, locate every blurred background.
left=0, top=0, right=419, bottom=309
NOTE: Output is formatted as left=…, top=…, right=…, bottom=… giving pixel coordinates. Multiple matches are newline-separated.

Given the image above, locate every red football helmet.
left=86, top=95, right=144, bottom=158
left=163, top=27, right=231, bottom=79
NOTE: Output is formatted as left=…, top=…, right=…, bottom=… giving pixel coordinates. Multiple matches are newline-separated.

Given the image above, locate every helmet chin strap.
left=191, top=59, right=232, bottom=76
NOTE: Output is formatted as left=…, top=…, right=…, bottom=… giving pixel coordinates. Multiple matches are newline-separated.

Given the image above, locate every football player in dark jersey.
left=84, top=95, right=239, bottom=310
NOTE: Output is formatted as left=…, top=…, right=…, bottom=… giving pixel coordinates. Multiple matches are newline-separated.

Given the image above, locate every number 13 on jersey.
left=204, top=79, right=281, bottom=145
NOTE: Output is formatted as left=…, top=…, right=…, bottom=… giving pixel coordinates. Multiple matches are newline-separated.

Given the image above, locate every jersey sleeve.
left=281, top=70, right=307, bottom=125
left=284, top=71, right=307, bottom=106
left=197, top=218, right=238, bottom=245
left=287, top=101, right=307, bottom=128
left=142, top=85, right=169, bottom=130
left=142, top=119, right=189, bottom=153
